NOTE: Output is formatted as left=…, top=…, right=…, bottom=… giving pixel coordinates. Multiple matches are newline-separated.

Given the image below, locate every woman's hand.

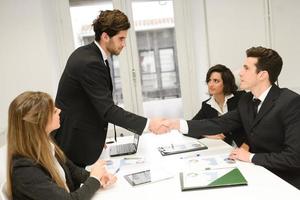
left=100, top=173, right=117, bottom=188
left=90, top=160, right=107, bottom=182
left=90, top=160, right=117, bottom=188
left=204, top=133, right=225, bottom=140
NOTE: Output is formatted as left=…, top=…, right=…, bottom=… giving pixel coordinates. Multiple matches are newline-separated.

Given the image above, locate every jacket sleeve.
left=65, top=158, right=90, bottom=186
left=80, top=61, right=147, bottom=134
left=187, top=109, right=243, bottom=138
left=13, top=161, right=100, bottom=200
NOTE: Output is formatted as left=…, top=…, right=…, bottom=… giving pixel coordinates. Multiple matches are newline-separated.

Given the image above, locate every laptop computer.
left=109, top=134, right=140, bottom=157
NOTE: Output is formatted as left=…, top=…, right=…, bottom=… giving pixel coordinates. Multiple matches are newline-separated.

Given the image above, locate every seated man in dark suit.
left=169, top=46, right=300, bottom=189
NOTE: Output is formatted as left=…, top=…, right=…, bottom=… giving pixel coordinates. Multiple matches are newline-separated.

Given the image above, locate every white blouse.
left=50, top=142, right=70, bottom=192
left=206, top=94, right=234, bottom=116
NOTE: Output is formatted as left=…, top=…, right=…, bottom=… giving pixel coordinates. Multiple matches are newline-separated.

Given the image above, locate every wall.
left=270, top=0, right=300, bottom=93
left=205, top=0, right=268, bottom=74
left=0, top=0, right=74, bottom=145
left=190, top=0, right=300, bottom=109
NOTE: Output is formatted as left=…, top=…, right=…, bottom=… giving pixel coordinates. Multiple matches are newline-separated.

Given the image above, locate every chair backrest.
left=0, top=145, right=7, bottom=183
left=0, top=181, right=9, bottom=200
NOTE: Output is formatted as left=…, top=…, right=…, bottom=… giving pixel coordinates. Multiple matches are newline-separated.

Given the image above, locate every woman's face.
left=207, top=72, right=224, bottom=96
left=45, top=107, right=61, bottom=134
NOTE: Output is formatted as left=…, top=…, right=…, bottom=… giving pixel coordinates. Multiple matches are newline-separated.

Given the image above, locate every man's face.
left=106, top=30, right=128, bottom=55
left=239, top=57, right=260, bottom=91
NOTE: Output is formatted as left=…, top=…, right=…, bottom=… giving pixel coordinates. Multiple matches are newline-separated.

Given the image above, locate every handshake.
left=148, top=118, right=180, bottom=134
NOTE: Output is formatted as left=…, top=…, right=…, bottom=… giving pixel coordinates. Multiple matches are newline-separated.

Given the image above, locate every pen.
left=180, top=153, right=200, bottom=159
left=224, top=157, right=236, bottom=164
left=123, top=157, right=143, bottom=160
left=113, top=167, right=120, bottom=175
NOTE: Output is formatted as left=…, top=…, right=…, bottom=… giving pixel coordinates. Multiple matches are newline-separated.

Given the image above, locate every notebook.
left=109, top=134, right=140, bottom=157
left=179, top=167, right=247, bottom=191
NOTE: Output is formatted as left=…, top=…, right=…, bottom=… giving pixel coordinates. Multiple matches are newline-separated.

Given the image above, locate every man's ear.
left=259, top=70, right=269, bottom=81
left=100, top=32, right=110, bottom=41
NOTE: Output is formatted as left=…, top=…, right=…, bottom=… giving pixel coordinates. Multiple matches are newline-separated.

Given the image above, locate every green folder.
left=180, top=167, right=247, bottom=191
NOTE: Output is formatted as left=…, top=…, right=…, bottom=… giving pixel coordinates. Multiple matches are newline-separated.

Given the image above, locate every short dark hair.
left=246, top=46, right=282, bottom=84
left=206, top=64, right=238, bottom=95
left=92, top=9, right=131, bottom=41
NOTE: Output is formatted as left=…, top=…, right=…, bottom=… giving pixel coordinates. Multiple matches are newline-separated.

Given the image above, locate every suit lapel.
left=227, top=95, right=238, bottom=111
left=251, top=85, right=280, bottom=128
left=245, top=96, right=256, bottom=126
left=91, top=42, right=113, bottom=91
left=105, top=60, right=113, bottom=91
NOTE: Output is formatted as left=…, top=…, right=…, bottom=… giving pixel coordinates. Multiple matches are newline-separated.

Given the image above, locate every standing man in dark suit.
left=169, top=46, right=300, bottom=189
left=55, top=10, right=168, bottom=168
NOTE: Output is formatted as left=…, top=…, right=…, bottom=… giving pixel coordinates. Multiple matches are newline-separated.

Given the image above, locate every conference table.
left=91, top=131, right=300, bottom=200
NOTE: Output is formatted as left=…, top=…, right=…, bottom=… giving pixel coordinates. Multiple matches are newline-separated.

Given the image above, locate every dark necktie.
left=105, top=59, right=117, bottom=142
left=104, top=59, right=109, bottom=68
left=104, top=59, right=113, bottom=90
left=252, top=98, right=261, bottom=118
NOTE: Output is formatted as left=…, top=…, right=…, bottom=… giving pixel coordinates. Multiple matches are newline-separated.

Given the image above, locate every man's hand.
left=149, top=118, right=170, bottom=134
left=229, top=147, right=251, bottom=162
left=203, top=133, right=225, bottom=140
left=164, top=119, right=180, bottom=130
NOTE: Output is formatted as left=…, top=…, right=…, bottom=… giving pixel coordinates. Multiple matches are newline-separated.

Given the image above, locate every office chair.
left=0, top=182, right=9, bottom=200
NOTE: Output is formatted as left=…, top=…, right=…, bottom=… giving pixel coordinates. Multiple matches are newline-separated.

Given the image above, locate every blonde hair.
left=6, top=91, right=66, bottom=197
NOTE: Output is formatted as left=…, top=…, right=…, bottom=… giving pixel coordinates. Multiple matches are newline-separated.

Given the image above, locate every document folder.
left=180, top=167, right=247, bottom=191
left=158, top=141, right=207, bottom=156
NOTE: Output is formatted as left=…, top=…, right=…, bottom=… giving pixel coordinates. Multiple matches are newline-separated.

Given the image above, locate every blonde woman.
left=6, top=91, right=116, bottom=200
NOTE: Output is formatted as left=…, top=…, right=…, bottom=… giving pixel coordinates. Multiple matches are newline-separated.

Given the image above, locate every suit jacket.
left=55, top=42, right=147, bottom=167
left=187, top=85, right=300, bottom=189
left=12, top=155, right=100, bottom=200
left=192, top=91, right=246, bottom=146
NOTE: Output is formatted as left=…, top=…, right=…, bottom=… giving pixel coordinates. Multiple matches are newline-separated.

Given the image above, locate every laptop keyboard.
left=110, top=143, right=136, bottom=155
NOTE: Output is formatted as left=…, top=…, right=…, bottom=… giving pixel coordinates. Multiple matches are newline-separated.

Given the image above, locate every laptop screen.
left=133, top=134, right=140, bottom=147
left=109, top=134, right=140, bottom=157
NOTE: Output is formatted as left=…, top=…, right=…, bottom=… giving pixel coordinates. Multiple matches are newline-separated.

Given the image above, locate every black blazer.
left=187, top=85, right=300, bottom=189
left=192, top=91, right=246, bottom=146
left=55, top=42, right=147, bottom=167
left=12, top=155, right=100, bottom=200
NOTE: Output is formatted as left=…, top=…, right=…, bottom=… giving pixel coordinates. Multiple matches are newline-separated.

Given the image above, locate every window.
left=132, top=0, right=183, bottom=117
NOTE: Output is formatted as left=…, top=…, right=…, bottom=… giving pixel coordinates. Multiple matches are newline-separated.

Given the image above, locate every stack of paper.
left=158, top=141, right=207, bottom=156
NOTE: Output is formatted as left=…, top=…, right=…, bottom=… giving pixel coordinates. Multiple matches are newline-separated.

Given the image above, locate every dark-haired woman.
left=193, top=65, right=246, bottom=147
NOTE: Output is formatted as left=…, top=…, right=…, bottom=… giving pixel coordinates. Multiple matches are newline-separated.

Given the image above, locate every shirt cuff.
left=249, top=153, right=255, bottom=162
left=179, top=119, right=189, bottom=134
left=143, top=119, right=150, bottom=132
